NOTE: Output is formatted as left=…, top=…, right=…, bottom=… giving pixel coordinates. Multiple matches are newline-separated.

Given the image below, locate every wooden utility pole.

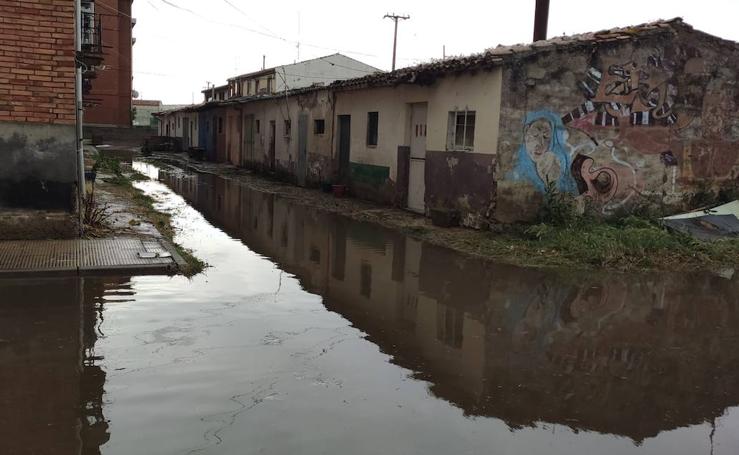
left=384, top=13, right=409, bottom=71
left=533, top=0, right=550, bottom=42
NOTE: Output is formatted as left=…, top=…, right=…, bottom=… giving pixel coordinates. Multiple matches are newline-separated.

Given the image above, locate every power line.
left=154, top=0, right=376, bottom=58
left=220, top=0, right=278, bottom=36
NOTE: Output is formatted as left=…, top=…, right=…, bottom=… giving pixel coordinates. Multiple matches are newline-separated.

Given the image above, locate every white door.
left=407, top=103, right=427, bottom=213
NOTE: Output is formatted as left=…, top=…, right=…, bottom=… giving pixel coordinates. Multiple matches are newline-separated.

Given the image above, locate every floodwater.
left=2, top=163, right=739, bottom=455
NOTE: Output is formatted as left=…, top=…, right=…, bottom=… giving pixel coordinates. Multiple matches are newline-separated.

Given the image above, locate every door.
left=269, top=120, right=276, bottom=171
left=408, top=103, right=427, bottom=213
left=243, top=114, right=254, bottom=165
left=337, top=115, right=351, bottom=184
left=297, top=113, right=308, bottom=186
left=182, top=117, right=190, bottom=148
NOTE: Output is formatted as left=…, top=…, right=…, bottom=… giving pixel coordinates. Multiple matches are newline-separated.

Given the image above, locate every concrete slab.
left=0, top=238, right=179, bottom=276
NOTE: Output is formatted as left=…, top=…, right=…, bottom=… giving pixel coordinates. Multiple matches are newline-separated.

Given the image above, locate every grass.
left=405, top=183, right=739, bottom=272
left=96, top=157, right=207, bottom=277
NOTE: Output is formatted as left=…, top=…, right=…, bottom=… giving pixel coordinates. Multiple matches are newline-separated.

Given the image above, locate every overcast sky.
left=130, top=0, right=739, bottom=104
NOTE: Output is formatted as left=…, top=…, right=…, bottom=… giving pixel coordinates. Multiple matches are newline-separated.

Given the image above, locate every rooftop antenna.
left=384, top=13, right=410, bottom=71
left=296, top=11, right=301, bottom=63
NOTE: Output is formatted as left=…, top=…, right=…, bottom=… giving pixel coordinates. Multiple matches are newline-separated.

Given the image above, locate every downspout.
left=74, top=0, right=85, bottom=236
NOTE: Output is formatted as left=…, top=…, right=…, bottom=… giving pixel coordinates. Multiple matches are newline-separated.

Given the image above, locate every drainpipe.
left=533, top=0, right=550, bottom=42
left=75, top=0, right=85, bottom=236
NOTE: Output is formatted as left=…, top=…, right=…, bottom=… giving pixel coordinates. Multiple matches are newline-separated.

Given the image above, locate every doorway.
left=269, top=120, right=276, bottom=171
left=243, top=114, right=254, bottom=165
left=337, top=115, right=351, bottom=184
left=182, top=117, right=190, bottom=148
left=297, top=113, right=308, bottom=186
left=407, top=103, right=427, bottom=213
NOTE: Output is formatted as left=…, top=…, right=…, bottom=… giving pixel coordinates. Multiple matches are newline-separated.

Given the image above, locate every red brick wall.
left=83, top=0, right=132, bottom=127
left=0, top=0, right=77, bottom=125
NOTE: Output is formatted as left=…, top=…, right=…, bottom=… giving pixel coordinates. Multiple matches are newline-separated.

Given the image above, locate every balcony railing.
left=81, top=11, right=102, bottom=55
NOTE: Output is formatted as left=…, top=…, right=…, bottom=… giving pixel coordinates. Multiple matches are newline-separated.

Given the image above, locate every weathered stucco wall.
left=0, top=121, right=77, bottom=211
left=237, top=89, right=335, bottom=185
left=424, top=70, right=503, bottom=228
left=494, top=26, right=739, bottom=222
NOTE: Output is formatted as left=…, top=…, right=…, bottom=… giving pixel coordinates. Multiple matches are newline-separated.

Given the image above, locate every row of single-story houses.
left=156, top=19, right=739, bottom=227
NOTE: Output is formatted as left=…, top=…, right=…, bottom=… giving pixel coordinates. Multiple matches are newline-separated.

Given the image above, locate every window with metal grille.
left=314, top=119, right=325, bottom=135
left=447, top=110, right=476, bottom=151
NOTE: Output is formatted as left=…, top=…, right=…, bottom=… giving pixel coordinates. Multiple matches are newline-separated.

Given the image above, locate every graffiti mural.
left=564, top=54, right=679, bottom=128
left=506, top=49, right=720, bottom=213
left=508, top=111, right=578, bottom=194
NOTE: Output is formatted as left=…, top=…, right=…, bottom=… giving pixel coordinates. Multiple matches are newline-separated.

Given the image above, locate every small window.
left=177, top=117, right=181, bottom=127
left=366, top=111, right=378, bottom=146
left=256, top=119, right=261, bottom=134
left=284, top=119, right=291, bottom=138
left=447, top=110, right=476, bottom=150
left=218, top=117, right=223, bottom=134
left=314, top=119, right=325, bottom=135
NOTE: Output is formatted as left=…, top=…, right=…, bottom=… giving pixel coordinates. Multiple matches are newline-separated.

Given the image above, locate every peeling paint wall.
left=495, top=27, right=739, bottom=222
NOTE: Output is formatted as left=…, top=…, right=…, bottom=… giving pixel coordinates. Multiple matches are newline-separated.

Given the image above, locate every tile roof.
left=329, top=18, right=726, bottom=90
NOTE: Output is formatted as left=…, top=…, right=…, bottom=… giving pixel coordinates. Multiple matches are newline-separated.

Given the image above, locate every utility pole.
left=384, top=13, right=409, bottom=71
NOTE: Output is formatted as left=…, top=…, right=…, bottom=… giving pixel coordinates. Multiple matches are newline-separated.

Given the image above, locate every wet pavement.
left=1, top=162, right=739, bottom=455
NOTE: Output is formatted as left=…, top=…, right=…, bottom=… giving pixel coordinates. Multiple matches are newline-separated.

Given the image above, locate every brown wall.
left=84, top=0, right=132, bottom=127
left=0, top=0, right=76, bottom=125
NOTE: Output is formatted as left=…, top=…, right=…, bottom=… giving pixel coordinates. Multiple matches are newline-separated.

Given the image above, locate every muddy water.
left=1, top=164, right=739, bottom=455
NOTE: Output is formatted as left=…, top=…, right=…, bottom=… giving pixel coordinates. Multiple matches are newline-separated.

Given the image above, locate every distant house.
left=202, top=54, right=380, bottom=102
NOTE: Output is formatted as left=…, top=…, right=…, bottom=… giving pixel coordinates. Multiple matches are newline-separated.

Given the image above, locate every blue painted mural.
left=508, top=110, right=578, bottom=194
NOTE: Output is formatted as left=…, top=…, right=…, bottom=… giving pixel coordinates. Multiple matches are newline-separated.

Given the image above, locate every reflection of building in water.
left=0, top=276, right=133, bottom=454
left=160, top=169, right=739, bottom=444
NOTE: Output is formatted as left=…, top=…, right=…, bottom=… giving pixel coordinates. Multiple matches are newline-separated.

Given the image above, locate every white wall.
left=277, top=54, right=379, bottom=92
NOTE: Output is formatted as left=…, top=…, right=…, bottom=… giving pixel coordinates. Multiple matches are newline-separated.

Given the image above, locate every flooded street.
left=2, top=163, right=739, bottom=455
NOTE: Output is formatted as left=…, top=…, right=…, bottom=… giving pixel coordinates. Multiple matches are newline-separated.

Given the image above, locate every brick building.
left=0, top=0, right=81, bottom=227
left=82, top=0, right=133, bottom=127
left=0, top=0, right=107, bottom=239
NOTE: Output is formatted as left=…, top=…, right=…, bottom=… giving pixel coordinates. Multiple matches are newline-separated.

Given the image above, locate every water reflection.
left=160, top=168, right=739, bottom=444
left=0, top=276, right=133, bottom=455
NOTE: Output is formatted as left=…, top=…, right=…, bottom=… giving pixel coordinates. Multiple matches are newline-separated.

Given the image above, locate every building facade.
left=0, top=0, right=80, bottom=221
left=82, top=0, right=133, bottom=127
left=159, top=19, right=739, bottom=227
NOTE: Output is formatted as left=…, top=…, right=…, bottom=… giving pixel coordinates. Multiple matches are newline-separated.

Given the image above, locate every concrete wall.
left=424, top=70, right=503, bottom=228
left=0, top=122, right=77, bottom=211
left=494, top=26, right=739, bottom=222
left=236, top=90, right=335, bottom=185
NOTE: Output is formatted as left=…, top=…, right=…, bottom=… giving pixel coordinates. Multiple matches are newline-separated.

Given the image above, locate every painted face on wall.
left=524, top=119, right=552, bottom=159
left=571, top=154, right=619, bottom=203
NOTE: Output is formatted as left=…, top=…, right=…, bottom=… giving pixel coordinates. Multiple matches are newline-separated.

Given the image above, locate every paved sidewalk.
left=0, top=238, right=184, bottom=276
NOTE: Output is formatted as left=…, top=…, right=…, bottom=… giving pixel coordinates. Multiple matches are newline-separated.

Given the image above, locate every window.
left=314, top=119, right=325, bottom=135
left=447, top=110, right=476, bottom=150
left=218, top=117, right=223, bottom=134
left=256, top=119, right=261, bottom=134
left=177, top=117, right=181, bottom=128
left=284, top=119, right=291, bottom=138
left=366, top=112, right=378, bottom=146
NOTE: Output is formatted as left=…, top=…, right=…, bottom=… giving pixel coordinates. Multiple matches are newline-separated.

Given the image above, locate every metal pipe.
left=75, top=0, right=85, bottom=236
left=533, top=0, right=550, bottom=42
